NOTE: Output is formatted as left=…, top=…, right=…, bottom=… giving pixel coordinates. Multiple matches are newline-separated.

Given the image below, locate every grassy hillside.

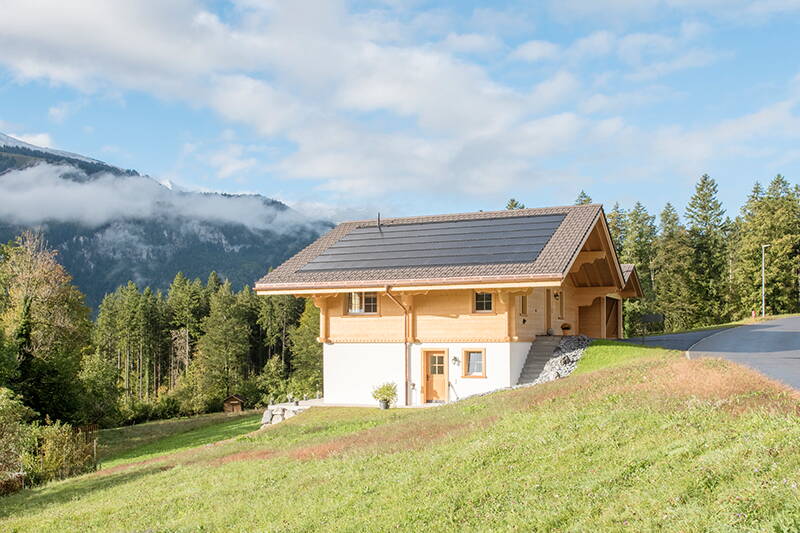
left=4, top=344, right=800, bottom=531
left=98, top=410, right=263, bottom=468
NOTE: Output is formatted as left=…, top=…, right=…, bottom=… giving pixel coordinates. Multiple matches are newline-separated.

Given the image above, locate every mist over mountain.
left=0, top=133, right=332, bottom=310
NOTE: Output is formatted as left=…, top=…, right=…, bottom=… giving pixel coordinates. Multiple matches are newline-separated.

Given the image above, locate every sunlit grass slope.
left=4, top=344, right=800, bottom=532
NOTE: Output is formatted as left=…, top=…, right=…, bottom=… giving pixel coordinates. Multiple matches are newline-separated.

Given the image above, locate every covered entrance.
left=578, top=296, right=622, bottom=339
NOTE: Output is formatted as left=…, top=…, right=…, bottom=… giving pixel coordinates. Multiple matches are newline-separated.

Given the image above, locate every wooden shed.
left=223, top=394, right=245, bottom=414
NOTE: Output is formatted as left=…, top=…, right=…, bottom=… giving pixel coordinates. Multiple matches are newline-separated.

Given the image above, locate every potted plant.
left=560, top=323, right=572, bottom=334
left=372, top=382, right=398, bottom=409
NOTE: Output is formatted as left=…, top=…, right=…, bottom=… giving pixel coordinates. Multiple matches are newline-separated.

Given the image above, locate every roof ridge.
left=342, top=203, right=600, bottom=227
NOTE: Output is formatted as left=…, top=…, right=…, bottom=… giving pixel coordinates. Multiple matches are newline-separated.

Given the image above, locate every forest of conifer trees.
left=569, top=174, right=800, bottom=335
left=0, top=234, right=321, bottom=431
left=1, top=173, right=798, bottom=435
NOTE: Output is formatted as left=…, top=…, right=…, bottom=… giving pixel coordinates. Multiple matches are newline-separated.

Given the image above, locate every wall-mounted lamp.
left=451, top=355, right=460, bottom=365
left=553, top=292, right=560, bottom=301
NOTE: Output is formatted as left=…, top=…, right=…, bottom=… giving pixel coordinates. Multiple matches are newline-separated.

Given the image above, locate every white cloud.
left=652, top=98, right=800, bottom=173
left=0, top=164, right=311, bottom=230
left=0, top=0, right=791, bottom=209
left=9, top=132, right=53, bottom=147
left=626, top=49, right=718, bottom=81
left=528, top=71, right=580, bottom=110
left=48, top=99, right=86, bottom=123
left=207, top=144, right=258, bottom=179
left=568, top=31, right=617, bottom=60
left=549, top=0, right=800, bottom=22
left=510, top=40, right=561, bottom=62
left=441, top=33, right=502, bottom=53
left=580, top=86, right=673, bottom=113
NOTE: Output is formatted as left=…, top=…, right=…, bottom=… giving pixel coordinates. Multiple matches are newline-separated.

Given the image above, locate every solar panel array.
left=298, top=214, right=566, bottom=272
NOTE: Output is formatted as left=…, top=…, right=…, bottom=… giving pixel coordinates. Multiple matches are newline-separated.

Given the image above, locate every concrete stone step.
left=516, top=337, right=564, bottom=386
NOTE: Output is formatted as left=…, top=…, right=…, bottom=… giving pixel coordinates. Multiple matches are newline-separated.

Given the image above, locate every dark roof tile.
left=256, top=204, right=602, bottom=290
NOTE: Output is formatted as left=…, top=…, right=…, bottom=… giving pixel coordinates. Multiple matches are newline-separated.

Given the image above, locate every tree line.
left=512, top=174, right=800, bottom=334
left=3, top=172, right=798, bottom=431
left=0, top=232, right=321, bottom=430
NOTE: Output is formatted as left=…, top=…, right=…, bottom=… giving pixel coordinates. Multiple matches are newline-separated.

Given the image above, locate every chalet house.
left=255, top=204, right=642, bottom=407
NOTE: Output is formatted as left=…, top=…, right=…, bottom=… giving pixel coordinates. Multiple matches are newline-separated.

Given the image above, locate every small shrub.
left=372, top=383, right=398, bottom=406
left=21, top=419, right=96, bottom=486
left=151, top=394, right=181, bottom=420
left=0, top=388, right=36, bottom=494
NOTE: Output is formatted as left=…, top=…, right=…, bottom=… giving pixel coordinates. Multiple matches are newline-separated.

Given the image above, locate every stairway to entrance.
left=517, top=336, right=562, bottom=385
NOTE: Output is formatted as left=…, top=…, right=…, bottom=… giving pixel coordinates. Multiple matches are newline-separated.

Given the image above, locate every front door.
left=424, top=350, right=447, bottom=403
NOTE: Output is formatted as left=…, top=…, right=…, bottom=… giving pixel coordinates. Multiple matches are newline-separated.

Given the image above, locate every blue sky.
left=1, top=0, right=799, bottom=222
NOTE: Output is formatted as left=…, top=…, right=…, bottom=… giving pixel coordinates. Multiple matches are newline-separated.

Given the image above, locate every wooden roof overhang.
left=254, top=274, right=564, bottom=296
left=620, top=266, right=644, bottom=299
left=562, top=209, right=625, bottom=292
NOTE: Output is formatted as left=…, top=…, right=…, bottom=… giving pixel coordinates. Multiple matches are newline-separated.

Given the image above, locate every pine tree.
left=575, top=190, right=593, bottom=205
left=652, top=203, right=693, bottom=331
left=196, top=282, right=250, bottom=404
left=79, top=350, right=121, bottom=426
left=258, top=356, right=288, bottom=404
left=0, top=330, right=16, bottom=387
left=206, top=271, right=222, bottom=296
left=620, top=202, right=657, bottom=335
left=505, top=198, right=525, bottom=210
left=236, top=286, right=268, bottom=374
left=733, top=176, right=800, bottom=316
left=606, top=203, right=627, bottom=256
left=258, top=295, right=304, bottom=364
left=685, top=174, right=729, bottom=324
left=288, top=298, right=322, bottom=398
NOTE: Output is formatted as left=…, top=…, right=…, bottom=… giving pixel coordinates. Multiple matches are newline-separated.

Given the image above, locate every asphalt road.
left=619, top=327, right=732, bottom=351
left=686, top=316, right=800, bottom=389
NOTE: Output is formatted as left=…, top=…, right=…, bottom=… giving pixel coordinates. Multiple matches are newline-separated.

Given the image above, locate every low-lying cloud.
left=0, top=163, right=316, bottom=231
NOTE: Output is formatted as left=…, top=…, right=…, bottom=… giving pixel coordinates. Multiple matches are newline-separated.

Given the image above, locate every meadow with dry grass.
left=3, top=342, right=800, bottom=532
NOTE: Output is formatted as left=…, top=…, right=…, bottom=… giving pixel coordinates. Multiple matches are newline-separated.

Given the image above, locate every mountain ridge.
left=0, top=133, right=332, bottom=310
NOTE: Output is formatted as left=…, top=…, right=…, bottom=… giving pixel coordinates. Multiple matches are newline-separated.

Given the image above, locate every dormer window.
left=474, top=292, right=493, bottom=312
left=347, top=292, right=378, bottom=314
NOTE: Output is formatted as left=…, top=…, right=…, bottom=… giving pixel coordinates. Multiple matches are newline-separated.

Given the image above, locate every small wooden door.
left=424, top=351, right=447, bottom=403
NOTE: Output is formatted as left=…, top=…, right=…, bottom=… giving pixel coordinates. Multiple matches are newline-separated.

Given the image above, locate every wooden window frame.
left=461, top=348, right=487, bottom=378
left=472, top=291, right=494, bottom=313
left=345, top=291, right=379, bottom=315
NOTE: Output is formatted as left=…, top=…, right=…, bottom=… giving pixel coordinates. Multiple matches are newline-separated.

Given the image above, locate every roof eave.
left=255, top=273, right=565, bottom=295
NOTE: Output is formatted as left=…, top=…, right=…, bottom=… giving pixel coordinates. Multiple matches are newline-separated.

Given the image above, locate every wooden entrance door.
left=424, top=350, right=447, bottom=403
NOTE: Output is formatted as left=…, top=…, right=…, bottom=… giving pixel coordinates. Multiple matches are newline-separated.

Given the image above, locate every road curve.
left=688, top=316, right=800, bottom=389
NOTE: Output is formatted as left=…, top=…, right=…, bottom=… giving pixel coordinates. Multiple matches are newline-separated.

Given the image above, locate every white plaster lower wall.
left=510, top=341, right=532, bottom=386
left=323, top=343, right=406, bottom=406
left=409, top=343, right=517, bottom=405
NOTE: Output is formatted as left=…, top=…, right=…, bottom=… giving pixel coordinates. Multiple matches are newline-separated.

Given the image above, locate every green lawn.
left=4, top=347, right=800, bottom=531
left=574, top=339, right=678, bottom=375
left=98, top=410, right=263, bottom=467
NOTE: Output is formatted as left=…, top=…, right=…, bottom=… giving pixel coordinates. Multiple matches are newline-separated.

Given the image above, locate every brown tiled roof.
left=621, top=263, right=635, bottom=283
left=256, top=204, right=603, bottom=290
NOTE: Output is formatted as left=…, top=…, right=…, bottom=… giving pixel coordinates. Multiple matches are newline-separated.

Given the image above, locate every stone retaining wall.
left=261, top=404, right=310, bottom=427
